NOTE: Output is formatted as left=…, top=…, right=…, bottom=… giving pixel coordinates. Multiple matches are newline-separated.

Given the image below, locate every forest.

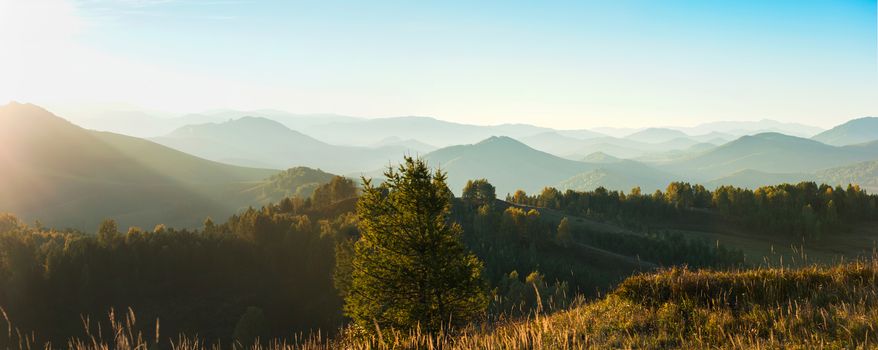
left=508, top=181, right=878, bottom=238
left=1, top=164, right=877, bottom=347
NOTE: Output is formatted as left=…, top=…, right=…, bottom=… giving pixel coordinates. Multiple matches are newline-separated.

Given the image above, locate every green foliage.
left=555, top=217, right=572, bottom=247
left=258, top=167, right=337, bottom=203
left=509, top=181, right=878, bottom=238
left=345, top=157, right=488, bottom=333
left=0, top=181, right=357, bottom=343
left=461, top=179, right=496, bottom=205
left=311, top=176, right=358, bottom=208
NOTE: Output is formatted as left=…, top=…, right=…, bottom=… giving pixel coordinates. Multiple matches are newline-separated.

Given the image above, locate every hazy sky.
left=1, top=0, right=875, bottom=128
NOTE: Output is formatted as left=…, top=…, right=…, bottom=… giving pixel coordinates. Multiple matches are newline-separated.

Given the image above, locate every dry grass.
left=4, top=260, right=878, bottom=349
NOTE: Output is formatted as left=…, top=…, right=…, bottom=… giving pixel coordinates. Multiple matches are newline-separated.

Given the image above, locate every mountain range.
left=811, top=117, right=878, bottom=146
left=0, top=103, right=281, bottom=229
left=2, top=102, right=876, bottom=229
left=152, top=117, right=412, bottom=173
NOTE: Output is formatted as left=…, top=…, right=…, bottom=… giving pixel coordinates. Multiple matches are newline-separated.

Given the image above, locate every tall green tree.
left=462, top=179, right=497, bottom=205
left=345, top=157, right=487, bottom=332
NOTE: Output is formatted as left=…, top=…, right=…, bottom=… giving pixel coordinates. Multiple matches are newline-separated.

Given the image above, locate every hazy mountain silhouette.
left=811, top=117, right=878, bottom=146
left=660, top=133, right=878, bottom=180
left=0, top=103, right=278, bottom=230
left=814, top=160, right=878, bottom=192
left=677, top=119, right=825, bottom=138
left=704, top=169, right=810, bottom=189
left=152, top=117, right=408, bottom=174
left=581, top=152, right=622, bottom=163
left=423, top=136, right=672, bottom=194
left=297, top=116, right=553, bottom=147
left=624, top=128, right=690, bottom=144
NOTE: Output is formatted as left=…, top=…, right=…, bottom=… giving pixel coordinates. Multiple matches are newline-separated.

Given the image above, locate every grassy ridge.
left=3, top=260, right=877, bottom=349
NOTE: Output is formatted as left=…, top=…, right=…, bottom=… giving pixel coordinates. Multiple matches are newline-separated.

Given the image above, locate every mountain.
left=67, top=110, right=177, bottom=138
left=557, top=160, right=674, bottom=193
left=634, top=142, right=718, bottom=163
left=519, top=132, right=596, bottom=158
left=555, top=129, right=607, bottom=139
left=678, top=119, right=824, bottom=138
left=423, top=136, right=673, bottom=195
left=624, top=128, right=690, bottom=144
left=371, top=137, right=437, bottom=153
left=811, top=117, right=878, bottom=146
left=581, top=152, right=621, bottom=163
left=660, top=133, right=878, bottom=181
left=0, top=102, right=279, bottom=230
left=152, top=117, right=407, bottom=174
left=814, top=160, right=878, bottom=192
left=704, top=169, right=810, bottom=189
left=298, top=116, right=553, bottom=147
left=243, top=167, right=339, bottom=204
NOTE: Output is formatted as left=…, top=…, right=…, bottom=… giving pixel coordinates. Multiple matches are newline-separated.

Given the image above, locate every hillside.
left=660, top=132, right=878, bottom=180
left=17, top=261, right=876, bottom=349
left=152, top=117, right=407, bottom=173
left=815, top=160, right=878, bottom=192
left=298, top=116, right=553, bottom=147
left=426, top=262, right=878, bottom=349
left=624, top=127, right=689, bottom=143
left=581, top=151, right=621, bottom=163
left=557, top=161, right=674, bottom=192
left=424, top=136, right=672, bottom=194
left=704, top=169, right=809, bottom=189
left=679, top=119, right=825, bottom=138
left=242, top=166, right=339, bottom=204
left=812, top=116, right=878, bottom=146
left=0, top=102, right=279, bottom=229
left=425, top=136, right=589, bottom=194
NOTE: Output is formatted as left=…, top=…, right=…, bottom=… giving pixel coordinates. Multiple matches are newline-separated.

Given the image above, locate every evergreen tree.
left=345, top=157, right=487, bottom=332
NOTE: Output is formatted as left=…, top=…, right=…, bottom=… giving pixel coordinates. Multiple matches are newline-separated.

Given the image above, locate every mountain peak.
left=226, top=116, right=289, bottom=129
left=812, top=116, right=878, bottom=146
left=476, top=136, right=526, bottom=147
left=582, top=151, right=621, bottom=163
left=0, top=102, right=77, bottom=131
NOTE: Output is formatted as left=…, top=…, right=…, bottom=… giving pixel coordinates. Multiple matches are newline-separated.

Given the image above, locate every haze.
left=1, top=0, right=875, bottom=129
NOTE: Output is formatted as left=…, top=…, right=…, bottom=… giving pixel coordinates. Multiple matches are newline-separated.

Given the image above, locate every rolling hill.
left=660, top=132, right=878, bottom=181
left=677, top=119, right=825, bottom=138
left=814, top=160, right=878, bottom=192
left=811, top=117, right=878, bottom=146
left=297, top=116, right=553, bottom=147
left=152, top=117, right=409, bottom=174
left=624, top=128, right=690, bottom=144
left=423, top=136, right=674, bottom=195
left=0, top=102, right=282, bottom=230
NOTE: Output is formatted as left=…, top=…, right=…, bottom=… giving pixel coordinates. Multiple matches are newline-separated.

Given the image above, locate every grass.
left=4, top=259, right=878, bottom=349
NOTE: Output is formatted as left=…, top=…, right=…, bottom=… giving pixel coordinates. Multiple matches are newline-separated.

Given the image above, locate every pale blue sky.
left=1, top=0, right=875, bottom=128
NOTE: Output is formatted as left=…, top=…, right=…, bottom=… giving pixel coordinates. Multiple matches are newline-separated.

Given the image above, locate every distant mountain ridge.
left=0, top=102, right=279, bottom=230
left=811, top=117, right=878, bottom=146
left=153, top=117, right=409, bottom=174
left=424, top=136, right=674, bottom=195
left=660, top=132, right=878, bottom=181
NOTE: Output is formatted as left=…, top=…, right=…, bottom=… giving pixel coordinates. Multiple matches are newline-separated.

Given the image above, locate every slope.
left=660, top=132, right=878, bottom=181
left=0, top=102, right=278, bottom=230
left=812, top=117, right=878, bottom=146
left=152, top=117, right=408, bottom=174
left=424, top=136, right=673, bottom=195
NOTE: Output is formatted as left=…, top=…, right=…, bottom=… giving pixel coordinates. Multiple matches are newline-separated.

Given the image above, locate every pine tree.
left=345, top=157, right=487, bottom=333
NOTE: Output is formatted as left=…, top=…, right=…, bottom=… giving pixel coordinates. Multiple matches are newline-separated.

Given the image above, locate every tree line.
left=507, top=182, right=878, bottom=238
left=8, top=161, right=844, bottom=343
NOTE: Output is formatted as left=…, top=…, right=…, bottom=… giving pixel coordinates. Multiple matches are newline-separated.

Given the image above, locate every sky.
left=0, top=0, right=875, bottom=129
